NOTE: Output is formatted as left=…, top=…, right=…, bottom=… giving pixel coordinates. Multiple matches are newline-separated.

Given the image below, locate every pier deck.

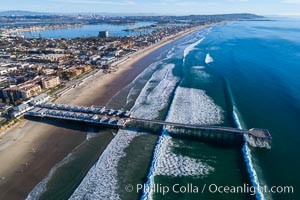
left=24, top=103, right=272, bottom=148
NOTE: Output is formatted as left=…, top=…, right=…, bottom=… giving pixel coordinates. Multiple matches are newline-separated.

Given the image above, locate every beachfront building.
left=43, top=68, right=56, bottom=76
left=64, top=65, right=92, bottom=79
left=11, top=103, right=33, bottom=117
left=77, top=65, right=91, bottom=73
left=66, top=66, right=83, bottom=78
left=100, top=56, right=116, bottom=62
left=42, top=76, right=61, bottom=89
left=99, top=31, right=109, bottom=38
left=29, top=93, right=50, bottom=105
left=3, top=82, right=42, bottom=101
left=0, top=66, right=17, bottom=75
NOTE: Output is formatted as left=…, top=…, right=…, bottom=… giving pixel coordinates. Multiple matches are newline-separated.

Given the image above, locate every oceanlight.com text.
left=125, top=183, right=294, bottom=196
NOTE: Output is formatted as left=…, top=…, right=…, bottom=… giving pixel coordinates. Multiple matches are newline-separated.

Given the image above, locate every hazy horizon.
left=1, top=0, right=300, bottom=16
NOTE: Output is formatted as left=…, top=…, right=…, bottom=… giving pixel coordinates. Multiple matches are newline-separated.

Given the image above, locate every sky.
left=1, top=0, right=300, bottom=15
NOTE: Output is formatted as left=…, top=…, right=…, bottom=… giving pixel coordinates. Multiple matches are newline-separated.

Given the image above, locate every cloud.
left=227, top=0, right=249, bottom=2
left=52, top=0, right=136, bottom=6
left=281, top=0, right=300, bottom=4
left=148, top=0, right=220, bottom=7
left=151, top=0, right=248, bottom=7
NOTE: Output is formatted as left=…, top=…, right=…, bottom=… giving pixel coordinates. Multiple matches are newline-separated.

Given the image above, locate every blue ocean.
left=26, top=17, right=300, bottom=200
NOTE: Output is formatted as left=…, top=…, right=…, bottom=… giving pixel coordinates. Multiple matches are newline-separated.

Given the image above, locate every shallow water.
left=22, top=22, right=155, bottom=38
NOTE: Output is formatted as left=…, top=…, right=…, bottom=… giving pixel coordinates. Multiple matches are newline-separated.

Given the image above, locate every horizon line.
left=0, top=10, right=261, bottom=16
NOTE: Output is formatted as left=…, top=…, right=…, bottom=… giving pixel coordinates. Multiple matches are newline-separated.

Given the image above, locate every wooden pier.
left=24, top=103, right=272, bottom=148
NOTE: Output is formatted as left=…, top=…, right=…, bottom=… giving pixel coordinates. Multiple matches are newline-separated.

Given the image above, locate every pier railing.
left=24, top=103, right=272, bottom=148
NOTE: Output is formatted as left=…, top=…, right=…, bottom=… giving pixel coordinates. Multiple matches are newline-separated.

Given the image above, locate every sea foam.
left=193, top=69, right=211, bottom=81
left=242, top=141, right=265, bottom=200
left=125, top=47, right=176, bottom=106
left=69, top=130, right=140, bottom=200
left=142, top=87, right=223, bottom=200
left=205, top=53, right=214, bottom=64
left=192, top=66, right=206, bottom=69
left=130, top=63, right=180, bottom=119
left=26, top=151, right=76, bottom=200
left=232, top=101, right=266, bottom=200
left=167, top=87, right=223, bottom=125
left=142, top=131, right=214, bottom=200
left=70, top=61, right=181, bottom=199
left=125, top=60, right=163, bottom=106
left=152, top=133, right=213, bottom=177
left=183, top=37, right=205, bottom=62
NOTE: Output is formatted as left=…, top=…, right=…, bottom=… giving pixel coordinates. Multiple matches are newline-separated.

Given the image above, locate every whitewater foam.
left=125, top=61, right=163, bottom=106
left=205, top=53, right=214, bottom=64
left=142, top=131, right=214, bottom=200
left=26, top=152, right=76, bottom=200
left=192, top=66, right=206, bottom=69
left=130, top=63, right=180, bottom=119
left=242, top=141, right=265, bottom=200
left=125, top=46, right=176, bottom=107
left=233, top=108, right=244, bottom=130
left=167, top=87, right=223, bottom=125
left=71, top=61, right=181, bottom=199
left=69, top=130, right=140, bottom=200
left=153, top=134, right=213, bottom=177
left=191, top=66, right=210, bottom=81
left=142, top=86, right=223, bottom=200
left=194, top=69, right=211, bottom=81
left=230, top=88, right=266, bottom=200
left=183, top=37, right=205, bottom=62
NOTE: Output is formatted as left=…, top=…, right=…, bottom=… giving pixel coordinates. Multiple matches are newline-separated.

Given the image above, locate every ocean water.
left=26, top=17, right=299, bottom=200
left=201, top=18, right=300, bottom=200
left=133, top=17, right=299, bottom=200
left=22, top=22, right=155, bottom=38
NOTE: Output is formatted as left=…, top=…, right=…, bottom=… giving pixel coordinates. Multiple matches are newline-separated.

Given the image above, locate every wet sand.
left=0, top=26, right=203, bottom=200
left=56, top=26, right=201, bottom=106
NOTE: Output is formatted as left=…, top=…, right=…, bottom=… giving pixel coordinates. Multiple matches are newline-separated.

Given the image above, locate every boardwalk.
left=129, top=118, right=272, bottom=139
left=24, top=103, right=272, bottom=148
left=126, top=118, right=272, bottom=148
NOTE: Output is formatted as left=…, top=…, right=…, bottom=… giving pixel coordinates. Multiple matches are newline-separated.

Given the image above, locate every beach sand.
left=0, top=26, right=202, bottom=200
left=55, top=26, right=200, bottom=106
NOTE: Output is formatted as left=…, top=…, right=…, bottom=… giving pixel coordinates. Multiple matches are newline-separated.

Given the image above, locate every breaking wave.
left=26, top=150, right=76, bottom=200
left=226, top=80, right=266, bottom=200
left=183, top=37, right=205, bottom=63
left=125, top=47, right=176, bottom=107
left=125, top=60, right=163, bottom=106
left=234, top=107, right=265, bottom=200
left=71, top=58, right=182, bottom=199
left=150, top=132, right=214, bottom=177
left=142, top=131, right=214, bottom=200
left=242, top=142, right=265, bottom=200
left=205, top=53, right=214, bottom=64
left=192, top=66, right=206, bottom=69
left=69, top=130, right=140, bottom=200
left=130, top=63, right=180, bottom=119
left=142, top=86, right=223, bottom=200
left=166, top=87, right=223, bottom=125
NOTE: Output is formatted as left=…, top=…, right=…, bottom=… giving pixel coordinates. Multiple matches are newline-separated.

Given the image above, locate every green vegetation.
left=70, top=69, right=94, bottom=81
left=47, top=84, right=66, bottom=95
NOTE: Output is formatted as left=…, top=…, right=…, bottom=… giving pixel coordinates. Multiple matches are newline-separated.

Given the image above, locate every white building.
left=12, top=103, right=33, bottom=118
left=42, top=76, right=61, bottom=89
left=30, top=93, right=50, bottom=105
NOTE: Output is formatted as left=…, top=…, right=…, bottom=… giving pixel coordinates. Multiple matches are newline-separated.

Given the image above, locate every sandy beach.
left=55, top=26, right=201, bottom=106
left=0, top=25, right=203, bottom=200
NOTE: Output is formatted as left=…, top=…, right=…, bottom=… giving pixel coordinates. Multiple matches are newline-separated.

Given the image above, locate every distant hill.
left=0, top=11, right=264, bottom=19
left=0, top=10, right=49, bottom=16
left=0, top=10, right=158, bottom=17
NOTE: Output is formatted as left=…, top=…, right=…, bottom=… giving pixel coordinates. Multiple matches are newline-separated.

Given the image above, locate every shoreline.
left=0, top=24, right=208, bottom=199
left=55, top=25, right=205, bottom=106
